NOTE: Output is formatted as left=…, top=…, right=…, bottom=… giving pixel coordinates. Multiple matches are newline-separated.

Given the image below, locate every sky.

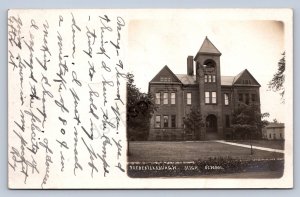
left=127, top=18, right=286, bottom=123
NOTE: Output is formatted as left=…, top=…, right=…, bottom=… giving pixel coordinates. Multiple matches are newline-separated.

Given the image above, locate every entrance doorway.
left=206, top=114, right=218, bottom=140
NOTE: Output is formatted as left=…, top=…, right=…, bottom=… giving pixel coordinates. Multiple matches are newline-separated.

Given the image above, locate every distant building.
left=262, top=123, right=285, bottom=140
left=148, top=37, right=261, bottom=140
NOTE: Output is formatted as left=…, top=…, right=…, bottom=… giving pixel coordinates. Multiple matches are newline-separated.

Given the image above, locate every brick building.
left=262, top=123, right=285, bottom=140
left=148, top=37, right=261, bottom=140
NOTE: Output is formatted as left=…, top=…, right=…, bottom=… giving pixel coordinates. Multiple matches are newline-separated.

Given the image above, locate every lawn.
left=226, top=140, right=284, bottom=150
left=199, top=170, right=283, bottom=179
left=128, top=141, right=284, bottom=162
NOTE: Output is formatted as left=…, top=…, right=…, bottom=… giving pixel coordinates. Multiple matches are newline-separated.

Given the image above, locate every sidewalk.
left=215, top=140, right=284, bottom=153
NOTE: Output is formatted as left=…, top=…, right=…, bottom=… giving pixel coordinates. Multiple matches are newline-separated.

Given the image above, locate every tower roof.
left=195, top=37, right=221, bottom=59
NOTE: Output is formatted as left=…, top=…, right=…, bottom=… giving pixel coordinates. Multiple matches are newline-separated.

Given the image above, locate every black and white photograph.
left=126, top=11, right=292, bottom=181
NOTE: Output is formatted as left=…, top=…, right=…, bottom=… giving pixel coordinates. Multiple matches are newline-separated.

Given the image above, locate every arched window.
left=203, top=59, right=216, bottom=69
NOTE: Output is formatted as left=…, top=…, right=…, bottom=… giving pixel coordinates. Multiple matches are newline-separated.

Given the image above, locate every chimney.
left=187, top=56, right=194, bottom=75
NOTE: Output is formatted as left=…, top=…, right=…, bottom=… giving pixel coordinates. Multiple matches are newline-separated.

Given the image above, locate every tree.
left=268, top=52, right=285, bottom=103
left=183, top=107, right=205, bottom=140
left=231, top=103, right=269, bottom=154
left=127, top=73, right=156, bottom=141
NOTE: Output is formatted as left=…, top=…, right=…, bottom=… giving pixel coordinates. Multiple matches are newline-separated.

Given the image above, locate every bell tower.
left=194, top=37, right=223, bottom=140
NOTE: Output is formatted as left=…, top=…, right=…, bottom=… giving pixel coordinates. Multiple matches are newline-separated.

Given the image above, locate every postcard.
left=8, top=9, right=293, bottom=189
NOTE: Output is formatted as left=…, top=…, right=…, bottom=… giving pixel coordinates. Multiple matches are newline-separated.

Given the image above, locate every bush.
left=127, top=157, right=284, bottom=177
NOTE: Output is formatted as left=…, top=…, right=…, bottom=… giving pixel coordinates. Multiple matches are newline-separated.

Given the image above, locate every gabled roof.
left=232, top=70, right=246, bottom=84
left=221, top=69, right=261, bottom=87
left=232, top=69, right=261, bottom=87
left=149, top=65, right=182, bottom=84
left=195, top=37, right=221, bottom=60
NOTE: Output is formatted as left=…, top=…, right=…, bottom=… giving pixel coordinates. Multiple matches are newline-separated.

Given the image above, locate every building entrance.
left=206, top=114, right=218, bottom=140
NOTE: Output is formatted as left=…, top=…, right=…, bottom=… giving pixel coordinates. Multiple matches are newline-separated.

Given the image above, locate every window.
left=243, top=79, right=251, bottom=84
left=239, top=94, right=243, bottom=102
left=205, top=92, right=217, bottom=104
left=171, top=92, right=176, bottom=104
left=225, top=115, right=230, bottom=128
left=251, top=94, right=256, bottom=102
left=163, top=115, right=169, bottom=128
left=205, top=75, right=215, bottom=83
left=269, top=133, right=272, bottom=139
left=204, top=59, right=216, bottom=68
left=160, top=77, right=171, bottom=82
left=245, top=93, right=249, bottom=105
left=273, top=133, right=276, bottom=139
left=187, top=93, right=192, bottom=105
left=163, top=92, right=168, bottom=104
left=224, top=93, right=229, bottom=105
left=205, top=92, right=210, bottom=104
left=212, top=75, right=216, bottom=82
left=155, top=92, right=161, bottom=104
left=171, top=115, right=176, bottom=128
left=212, top=92, right=217, bottom=103
left=155, top=115, right=161, bottom=128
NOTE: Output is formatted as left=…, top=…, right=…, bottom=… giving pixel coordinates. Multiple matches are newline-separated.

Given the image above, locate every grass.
left=128, top=141, right=284, bottom=162
left=199, top=170, right=283, bottom=178
left=226, top=140, right=284, bottom=150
